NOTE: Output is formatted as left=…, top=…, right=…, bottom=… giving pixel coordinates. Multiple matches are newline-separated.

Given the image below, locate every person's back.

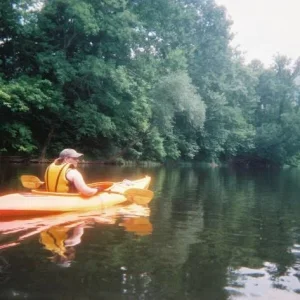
left=44, top=148, right=101, bottom=196
left=45, top=159, right=74, bottom=193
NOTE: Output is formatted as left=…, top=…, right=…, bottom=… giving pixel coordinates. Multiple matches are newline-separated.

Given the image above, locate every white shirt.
left=66, top=169, right=98, bottom=196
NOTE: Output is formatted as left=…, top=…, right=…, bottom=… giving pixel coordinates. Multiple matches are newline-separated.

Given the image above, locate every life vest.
left=44, top=160, right=74, bottom=192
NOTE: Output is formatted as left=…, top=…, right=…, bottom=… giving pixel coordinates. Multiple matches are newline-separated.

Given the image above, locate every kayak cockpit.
left=31, top=181, right=115, bottom=196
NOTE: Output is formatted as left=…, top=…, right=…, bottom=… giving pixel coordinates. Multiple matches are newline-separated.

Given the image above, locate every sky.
left=215, top=0, right=300, bottom=66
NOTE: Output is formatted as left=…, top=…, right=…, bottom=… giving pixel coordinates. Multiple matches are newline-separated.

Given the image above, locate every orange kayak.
left=0, top=176, right=151, bottom=217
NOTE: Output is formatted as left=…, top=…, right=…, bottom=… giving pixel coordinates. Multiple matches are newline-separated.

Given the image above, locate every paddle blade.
left=124, top=189, right=154, bottom=205
left=20, top=175, right=44, bottom=189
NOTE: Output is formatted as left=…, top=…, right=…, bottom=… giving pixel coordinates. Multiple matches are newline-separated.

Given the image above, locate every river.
left=0, top=162, right=300, bottom=299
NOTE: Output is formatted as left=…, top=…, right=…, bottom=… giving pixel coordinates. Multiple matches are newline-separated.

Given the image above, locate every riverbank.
left=0, top=156, right=162, bottom=166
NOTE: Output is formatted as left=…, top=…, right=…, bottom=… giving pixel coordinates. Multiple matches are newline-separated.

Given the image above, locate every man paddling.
left=45, top=148, right=101, bottom=196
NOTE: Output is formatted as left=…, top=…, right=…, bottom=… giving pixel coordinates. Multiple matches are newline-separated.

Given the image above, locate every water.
left=1, top=163, right=300, bottom=299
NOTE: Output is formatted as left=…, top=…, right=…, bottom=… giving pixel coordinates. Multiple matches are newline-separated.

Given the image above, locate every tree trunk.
left=39, top=127, right=55, bottom=162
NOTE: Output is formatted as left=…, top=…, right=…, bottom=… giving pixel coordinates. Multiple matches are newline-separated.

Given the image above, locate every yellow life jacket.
left=44, top=161, right=74, bottom=192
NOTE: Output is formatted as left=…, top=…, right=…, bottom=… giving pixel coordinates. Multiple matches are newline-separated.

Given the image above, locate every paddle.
left=20, top=175, right=153, bottom=205
left=20, top=175, right=113, bottom=190
left=119, top=188, right=153, bottom=205
left=20, top=175, right=44, bottom=189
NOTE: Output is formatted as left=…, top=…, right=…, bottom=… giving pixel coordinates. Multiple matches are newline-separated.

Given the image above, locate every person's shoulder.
left=68, top=168, right=83, bottom=178
left=66, top=168, right=80, bottom=180
left=67, top=168, right=80, bottom=175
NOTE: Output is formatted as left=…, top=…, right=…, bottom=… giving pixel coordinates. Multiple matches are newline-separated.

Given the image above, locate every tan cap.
left=59, top=149, right=83, bottom=159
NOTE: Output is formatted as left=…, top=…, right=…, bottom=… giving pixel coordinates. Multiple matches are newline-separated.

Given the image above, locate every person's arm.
left=66, top=169, right=99, bottom=196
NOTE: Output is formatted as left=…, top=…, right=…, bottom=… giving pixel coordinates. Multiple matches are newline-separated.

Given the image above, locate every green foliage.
left=151, top=71, right=205, bottom=159
left=0, top=122, right=36, bottom=153
left=69, top=101, right=116, bottom=139
left=0, top=75, right=63, bottom=154
left=254, top=56, right=300, bottom=164
left=0, top=0, right=299, bottom=165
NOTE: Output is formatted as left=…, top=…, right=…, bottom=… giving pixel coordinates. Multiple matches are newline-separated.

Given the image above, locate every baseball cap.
left=59, top=149, right=83, bottom=159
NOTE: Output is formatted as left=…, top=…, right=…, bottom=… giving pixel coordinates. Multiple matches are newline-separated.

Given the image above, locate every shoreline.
left=0, top=156, right=161, bottom=166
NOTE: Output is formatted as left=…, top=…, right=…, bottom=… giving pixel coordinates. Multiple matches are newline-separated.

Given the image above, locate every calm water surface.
left=1, top=163, right=300, bottom=300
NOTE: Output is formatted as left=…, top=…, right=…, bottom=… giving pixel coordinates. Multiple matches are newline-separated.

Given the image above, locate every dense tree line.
left=0, top=0, right=300, bottom=166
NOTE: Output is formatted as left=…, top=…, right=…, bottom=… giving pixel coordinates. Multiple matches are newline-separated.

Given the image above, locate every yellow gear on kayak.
left=45, top=161, right=74, bottom=192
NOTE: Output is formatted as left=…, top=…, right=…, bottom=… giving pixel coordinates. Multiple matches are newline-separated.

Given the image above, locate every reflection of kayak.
left=0, top=176, right=151, bottom=217
left=0, top=204, right=152, bottom=251
left=120, top=217, right=153, bottom=236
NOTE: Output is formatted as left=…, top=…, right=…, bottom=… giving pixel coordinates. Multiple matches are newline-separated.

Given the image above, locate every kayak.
left=0, top=176, right=151, bottom=217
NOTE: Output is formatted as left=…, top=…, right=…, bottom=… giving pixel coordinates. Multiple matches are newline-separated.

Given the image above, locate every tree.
left=0, top=76, right=63, bottom=154
left=254, top=56, right=300, bottom=164
left=151, top=71, right=206, bottom=160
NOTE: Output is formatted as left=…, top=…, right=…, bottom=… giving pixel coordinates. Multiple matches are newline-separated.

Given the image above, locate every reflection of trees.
left=131, top=166, right=206, bottom=298
left=95, top=165, right=300, bottom=298
left=1, top=166, right=300, bottom=298
left=0, top=256, right=10, bottom=284
left=0, top=163, right=46, bottom=195
left=144, top=166, right=300, bottom=298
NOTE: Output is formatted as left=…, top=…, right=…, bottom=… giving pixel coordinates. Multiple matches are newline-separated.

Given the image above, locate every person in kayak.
left=44, top=148, right=101, bottom=196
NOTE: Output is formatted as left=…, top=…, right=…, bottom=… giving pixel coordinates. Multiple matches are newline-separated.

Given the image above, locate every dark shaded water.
left=1, top=162, right=300, bottom=299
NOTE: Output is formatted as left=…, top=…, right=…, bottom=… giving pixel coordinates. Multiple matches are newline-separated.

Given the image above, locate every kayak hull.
left=0, top=176, right=151, bottom=217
